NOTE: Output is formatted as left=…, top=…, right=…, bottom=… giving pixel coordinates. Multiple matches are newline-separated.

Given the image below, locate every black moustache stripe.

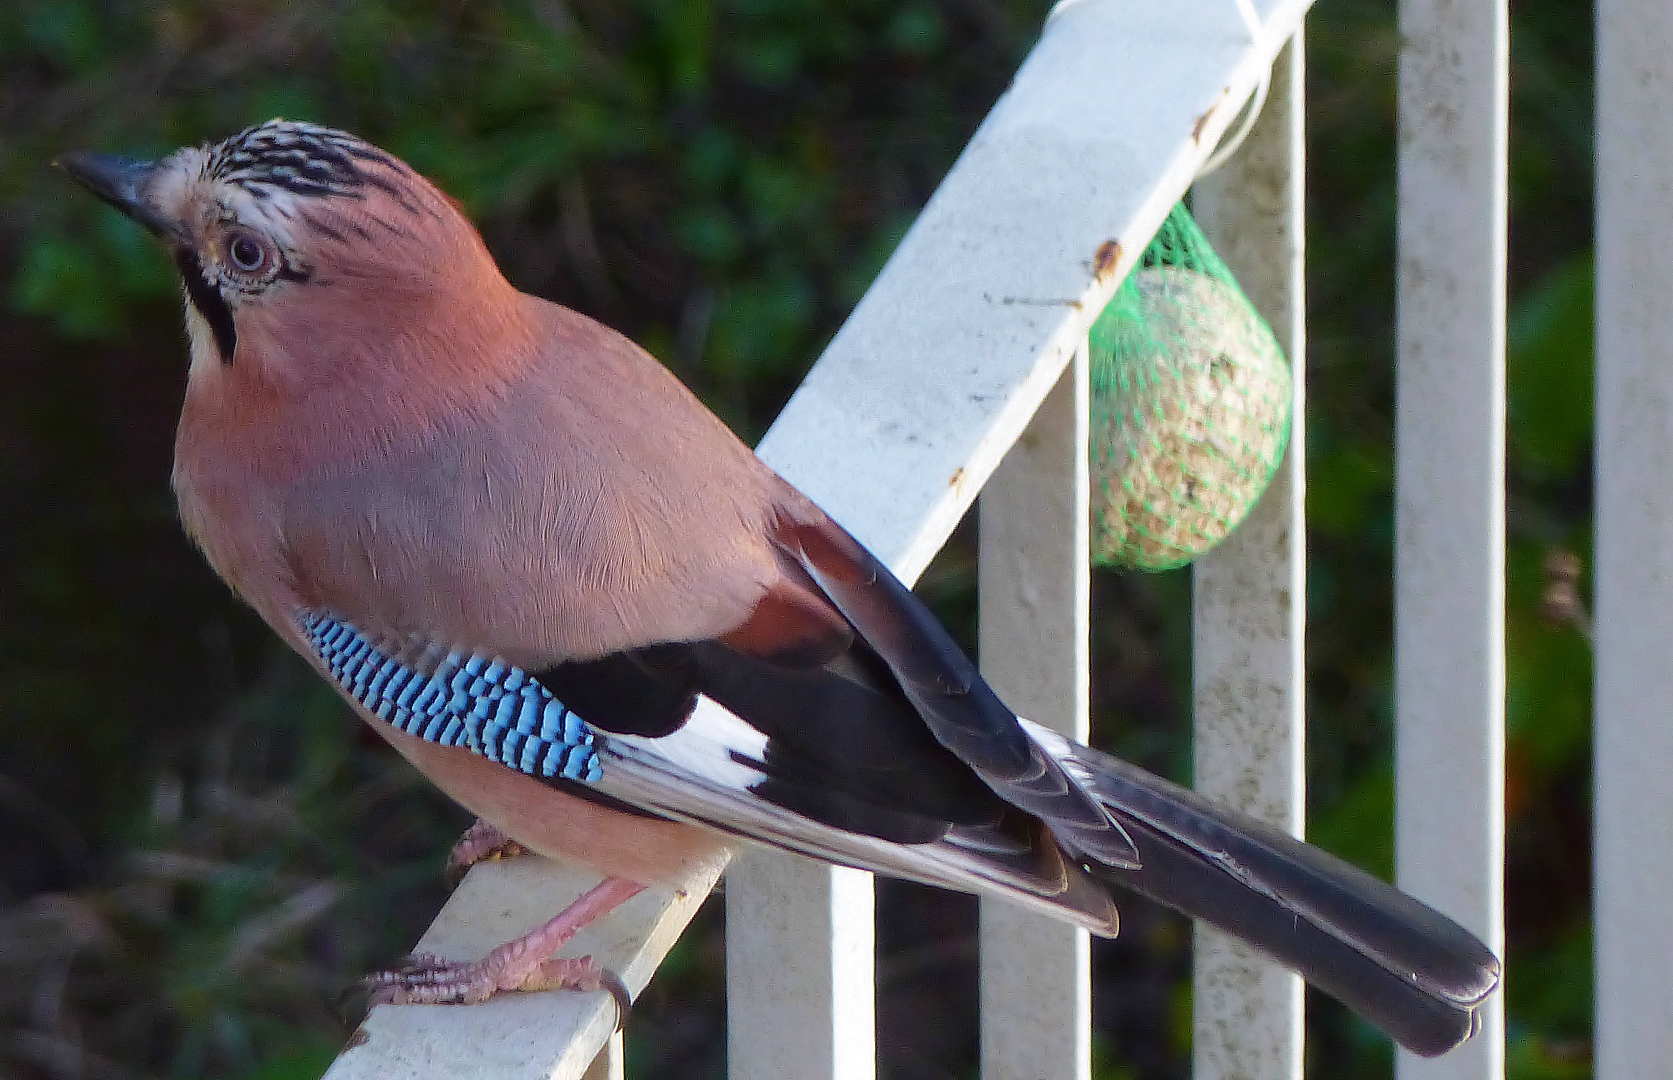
left=174, top=249, right=236, bottom=363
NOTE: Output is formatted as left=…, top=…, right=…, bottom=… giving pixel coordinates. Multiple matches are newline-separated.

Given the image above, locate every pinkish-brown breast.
left=174, top=287, right=806, bottom=668
left=378, top=722, right=733, bottom=887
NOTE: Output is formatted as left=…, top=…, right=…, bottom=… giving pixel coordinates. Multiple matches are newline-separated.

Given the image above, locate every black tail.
left=1033, top=726, right=1500, bottom=1058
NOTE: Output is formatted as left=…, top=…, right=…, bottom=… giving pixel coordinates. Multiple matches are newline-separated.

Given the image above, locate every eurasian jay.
left=58, top=120, right=1499, bottom=1057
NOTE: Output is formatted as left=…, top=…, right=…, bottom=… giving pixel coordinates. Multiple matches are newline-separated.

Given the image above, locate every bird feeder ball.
left=1089, top=265, right=1292, bottom=571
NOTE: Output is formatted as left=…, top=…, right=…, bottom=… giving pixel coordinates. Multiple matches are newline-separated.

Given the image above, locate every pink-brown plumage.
left=180, top=291, right=817, bottom=667
left=384, top=725, right=732, bottom=888
left=157, top=143, right=836, bottom=665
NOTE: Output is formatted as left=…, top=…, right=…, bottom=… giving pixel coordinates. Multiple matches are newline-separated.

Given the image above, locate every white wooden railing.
left=1188, top=27, right=1307, bottom=1080
left=1595, top=0, right=1673, bottom=1074
left=320, top=0, right=1673, bottom=1078
left=1394, top=2, right=1507, bottom=1080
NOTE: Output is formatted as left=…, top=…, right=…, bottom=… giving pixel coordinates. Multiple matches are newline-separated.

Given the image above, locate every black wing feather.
left=533, top=637, right=1012, bottom=844
left=783, top=519, right=1140, bottom=867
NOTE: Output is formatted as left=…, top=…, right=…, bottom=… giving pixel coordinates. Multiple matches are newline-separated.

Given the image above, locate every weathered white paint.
left=1595, top=1, right=1673, bottom=1074
left=1394, top=0, right=1508, bottom=1078
left=323, top=857, right=722, bottom=1080
left=1189, top=29, right=1306, bottom=1080
left=732, top=2, right=1312, bottom=1076
left=977, top=345, right=1091, bottom=1080
left=725, top=860, right=876, bottom=1080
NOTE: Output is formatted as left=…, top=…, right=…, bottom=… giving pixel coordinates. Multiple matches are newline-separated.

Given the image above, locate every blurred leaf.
left=243, top=1038, right=340, bottom=1080
left=22, top=1, right=104, bottom=72
left=1505, top=541, right=1592, bottom=776
left=13, top=193, right=175, bottom=336
left=887, top=3, right=946, bottom=57
left=1305, top=434, right=1388, bottom=540
left=706, top=273, right=815, bottom=380
left=1507, top=1034, right=1593, bottom=1080
left=1508, top=255, right=1594, bottom=481
left=1308, top=762, right=1394, bottom=882
left=1508, top=925, right=1594, bottom=1046
left=839, top=212, right=912, bottom=304
left=676, top=204, right=745, bottom=267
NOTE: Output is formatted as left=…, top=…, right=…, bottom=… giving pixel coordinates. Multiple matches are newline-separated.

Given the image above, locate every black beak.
left=54, top=152, right=180, bottom=240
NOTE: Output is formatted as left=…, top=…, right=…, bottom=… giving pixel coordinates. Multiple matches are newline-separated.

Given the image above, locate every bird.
left=57, top=119, right=1499, bottom=1057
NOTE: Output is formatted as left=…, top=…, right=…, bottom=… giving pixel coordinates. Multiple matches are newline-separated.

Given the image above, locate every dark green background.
left=0, top=2, right=1594, bottom=1078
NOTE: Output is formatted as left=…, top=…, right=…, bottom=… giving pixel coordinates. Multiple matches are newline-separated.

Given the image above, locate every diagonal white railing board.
left=322, top=1, right=1316, bottom=1077
left=734, top=2, right=1314, bottom=1078
left=1595, top=0, right=1673, bottom=1074
left=1190, top=29, right=1307, bottom=1080
left=1394, top=0, right=1509, bottom=1078
left=324, top=858, right=722, bottom=1080
left=977, top=344, right=1092, bottom=1080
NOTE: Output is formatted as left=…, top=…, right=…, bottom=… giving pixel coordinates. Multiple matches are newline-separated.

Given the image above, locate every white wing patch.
left=601, top=696, right=770, bottom=792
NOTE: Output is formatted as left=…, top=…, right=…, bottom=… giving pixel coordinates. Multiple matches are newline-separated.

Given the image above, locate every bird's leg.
left=444, top=817, right=531, bottom=884
left=364, top=876, right=645, bottom=1010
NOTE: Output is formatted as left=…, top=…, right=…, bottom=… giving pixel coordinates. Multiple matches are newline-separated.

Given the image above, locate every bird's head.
left=58, top=120, right=512, bottom=388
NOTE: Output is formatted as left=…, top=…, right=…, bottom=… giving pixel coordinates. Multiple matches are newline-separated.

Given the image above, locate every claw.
left=597, top=967, right=634, bottom=1030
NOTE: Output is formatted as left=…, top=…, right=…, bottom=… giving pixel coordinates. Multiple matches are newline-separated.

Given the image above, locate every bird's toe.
left=444, top=818, right=532, bottom=885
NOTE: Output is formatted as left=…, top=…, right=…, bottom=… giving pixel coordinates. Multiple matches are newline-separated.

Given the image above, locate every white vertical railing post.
left=1189, top=29, right=1307, bottom=1080
left=725, top=859, right=874, bottom=1080
left=978, top=344, right=1092, bottom=1080
left=1394, top=0, right=1508, bottom=1078
left=1595, top=0, right=1673, bottom=1074
left=580, top=1034, right=623, bottom=1080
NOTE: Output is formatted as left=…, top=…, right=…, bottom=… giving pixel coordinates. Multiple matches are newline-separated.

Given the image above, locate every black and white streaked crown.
left=203, top=120, right=401, bottom=198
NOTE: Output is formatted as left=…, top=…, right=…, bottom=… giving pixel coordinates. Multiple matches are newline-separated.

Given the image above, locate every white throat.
left=183, top=292, right=223, bottom=377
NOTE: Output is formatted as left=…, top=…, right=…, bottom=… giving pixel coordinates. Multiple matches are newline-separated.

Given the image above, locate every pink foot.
left=445, top=819, right=531, bottom=884
left=366, top=951, right=632, bottom=1017
left=362, top=877, right=645, bottom=1017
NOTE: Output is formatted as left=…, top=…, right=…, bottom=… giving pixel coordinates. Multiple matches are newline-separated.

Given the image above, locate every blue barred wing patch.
left=300, top=613, right=602, bottom=783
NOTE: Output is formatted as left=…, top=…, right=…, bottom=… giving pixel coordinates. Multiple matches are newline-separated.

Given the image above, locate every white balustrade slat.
left=725, top=859, right=876, bottom=1080
left=1189, top=29, right=1307, bottom=1080
left=977, top=343, right=1092, bottom=1080
left=1394, top=0, right=1508, bottom=1078
left=735, top=2, right=1312, bottom=1077
left=1595, top=0, right=1673, bottom=1074
left=581, top=1033, right=624, bottom=1080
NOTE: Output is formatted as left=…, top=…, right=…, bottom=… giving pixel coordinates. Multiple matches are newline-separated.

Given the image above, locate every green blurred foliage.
left=0, top=0, right=1600, bottom=1078
left=1508, top=256, right=1594, bottom=485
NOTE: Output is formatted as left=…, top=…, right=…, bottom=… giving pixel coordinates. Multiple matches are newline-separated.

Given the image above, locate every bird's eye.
left=225, top=232, right=268, bottom=273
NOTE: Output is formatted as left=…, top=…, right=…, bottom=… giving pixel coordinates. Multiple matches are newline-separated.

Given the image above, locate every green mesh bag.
left=1089, top=203, right=1293, bottom=571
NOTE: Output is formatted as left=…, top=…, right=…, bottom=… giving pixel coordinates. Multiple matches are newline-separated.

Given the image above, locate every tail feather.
left=1092, top=816, right=1484, bottom=1057
left=1024, top=720, right=1501, bottom=1058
